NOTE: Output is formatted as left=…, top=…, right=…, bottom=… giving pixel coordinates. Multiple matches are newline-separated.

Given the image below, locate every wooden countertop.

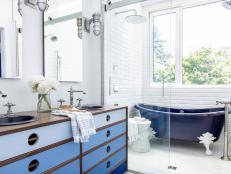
left=0, top=106, right=127, bottom=137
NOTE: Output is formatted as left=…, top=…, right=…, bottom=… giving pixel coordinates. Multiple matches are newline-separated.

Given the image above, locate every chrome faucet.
left=216, top=100, right=231, bottom=161
left=3, top=102, right=16, bottom=116
left=68, top=86, right=86, bottom=107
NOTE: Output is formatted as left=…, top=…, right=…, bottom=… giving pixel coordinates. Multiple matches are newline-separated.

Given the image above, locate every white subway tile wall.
left=104, top=5, right=143, bottom=114
left=104, top=4, right=231, bottom=135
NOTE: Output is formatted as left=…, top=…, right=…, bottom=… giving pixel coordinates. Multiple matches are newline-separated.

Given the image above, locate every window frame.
left=148, top=0, right=228, bottom=88
left=149, top=8, right=180, bottom=86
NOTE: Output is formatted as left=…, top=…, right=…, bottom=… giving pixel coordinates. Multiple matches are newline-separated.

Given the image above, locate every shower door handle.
left=109, top=76, right=112, bottom=96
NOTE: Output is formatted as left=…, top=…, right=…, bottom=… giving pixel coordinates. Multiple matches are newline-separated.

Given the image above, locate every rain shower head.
left=223, top=0, right=231, bottom=9
left=115, top=9, right=146, bottom=24
left=125, top=14, right=146, bottom=24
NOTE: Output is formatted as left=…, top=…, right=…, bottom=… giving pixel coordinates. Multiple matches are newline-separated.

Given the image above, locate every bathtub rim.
left=135, top=104, right=225, bottom=117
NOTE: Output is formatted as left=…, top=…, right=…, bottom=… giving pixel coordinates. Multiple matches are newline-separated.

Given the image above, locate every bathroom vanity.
left=0, top=106, right=128, bottom=174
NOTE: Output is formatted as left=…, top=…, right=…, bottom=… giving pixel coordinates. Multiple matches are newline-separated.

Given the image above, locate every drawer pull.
left=106, top=161, right=111, bottom=168
left=28, top=133, right=39, bottom=146
left=106, top=145, right=111, bottom=153
left=28, top=160, right=39, bottom=172
left=106, top=115, right=111, bottom=122
left=106, top=130, right=111, bottom=137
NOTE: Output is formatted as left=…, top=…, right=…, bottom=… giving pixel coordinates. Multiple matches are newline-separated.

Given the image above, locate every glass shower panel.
left=103, top=0, right=173, bottom=173
left=169, top=1, right=231, bottom=174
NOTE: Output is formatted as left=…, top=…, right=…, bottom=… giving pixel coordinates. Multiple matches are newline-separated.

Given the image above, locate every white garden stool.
left=131, top=120, right=152, bottom=153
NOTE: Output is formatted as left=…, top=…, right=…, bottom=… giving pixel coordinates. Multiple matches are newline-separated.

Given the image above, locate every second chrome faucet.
left=68, top=86, right=86, bottom=108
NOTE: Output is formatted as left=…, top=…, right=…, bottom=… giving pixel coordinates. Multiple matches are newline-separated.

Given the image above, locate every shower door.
left=102, top=0, right=173, bottom=173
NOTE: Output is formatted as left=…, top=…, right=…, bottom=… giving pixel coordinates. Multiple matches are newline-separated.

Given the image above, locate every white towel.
left=52, top=110, right=96, bottom=143
left=74, top=112, right=96, bottom=142
left=128, top=118, right=139, bottom=144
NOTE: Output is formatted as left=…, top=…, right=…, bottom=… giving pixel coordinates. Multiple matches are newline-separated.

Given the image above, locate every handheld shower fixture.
left=223, top=0, right=231, bottom=9
left=115, top=9, right=146, bottom=24
left=0, top=91, right=7, bottom=98
left=45, top=34, right=58, bottom=42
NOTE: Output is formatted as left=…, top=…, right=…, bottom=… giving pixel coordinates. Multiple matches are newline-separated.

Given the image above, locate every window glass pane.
left=183, top=2, right=231, bottom=85
left=152, top=12, right=176, bottom=83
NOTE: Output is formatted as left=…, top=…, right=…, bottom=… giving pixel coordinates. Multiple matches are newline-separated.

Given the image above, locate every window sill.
left=149, top=83, right=231, bottom=89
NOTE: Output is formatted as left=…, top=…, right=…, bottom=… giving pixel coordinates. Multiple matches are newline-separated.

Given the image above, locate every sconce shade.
left=37, top=0, right=49, bottom=12
left=77, top=16, right=83, bottom=39
left=92, top=13, right=101, bottom=36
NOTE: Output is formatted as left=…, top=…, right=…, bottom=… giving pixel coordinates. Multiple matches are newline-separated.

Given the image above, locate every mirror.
left=44, top=0, right=83, bottom=82
left=0, top=0, right=22, bottom=79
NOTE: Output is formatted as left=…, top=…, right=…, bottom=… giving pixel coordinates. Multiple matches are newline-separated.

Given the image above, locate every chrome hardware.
left=168, top=166, right=177, bottom=170
left=0, top=91, right=7, bottom=98
left=57, top=99, right=66, bottom=108
left=105, top=0, right=112, bottom=12
left=3, top=102, right=16, bottom=116
left=216, top=100, right=231, bottom=161
left=76, top=98, right=83, bottom=109
left=77, top=16, right=83, bottom=39
left=68, top=86, right=86, bottom=107
left=84, top=13, right=102, bottom=36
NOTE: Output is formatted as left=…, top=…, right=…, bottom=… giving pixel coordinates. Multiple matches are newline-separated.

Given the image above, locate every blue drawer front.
left=0, top=142, right=80, bottom=174
left=52, top=160, right=80, bottom=174
left=83, top=135, right=126, bottom=172
left=88, top=148, right=126, bottom=174
left=94, top=109, right=126, bottom=129
left=82, top=122, right=126, bottom=153
left=111, top=162, right=127, bottom=174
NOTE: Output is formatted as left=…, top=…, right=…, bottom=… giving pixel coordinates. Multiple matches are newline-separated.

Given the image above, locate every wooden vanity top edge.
left=0, top=106, right=128, bottom=137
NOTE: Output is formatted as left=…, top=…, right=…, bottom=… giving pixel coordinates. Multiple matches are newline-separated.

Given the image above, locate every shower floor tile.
left=128, top=139, right=231, bottom=174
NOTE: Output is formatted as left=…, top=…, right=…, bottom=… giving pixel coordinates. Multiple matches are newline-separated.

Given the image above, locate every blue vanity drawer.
left=0, top=142, right=80, bottom=174
left=82, top=121, right=126, bottom=152
left=52, top=159, right=80, bottom=174
left=94, top=109, right=126, bottom=129
left=0, top=122, right=72, bottom=161
left=87, top=148, right=126, bottom=174
left=82, top=135, right=126, bottom=172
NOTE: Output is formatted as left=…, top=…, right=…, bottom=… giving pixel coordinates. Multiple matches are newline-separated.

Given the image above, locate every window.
left=150, top=11, right=176, bottom=83
left=150, top=1, right=231, bottom=85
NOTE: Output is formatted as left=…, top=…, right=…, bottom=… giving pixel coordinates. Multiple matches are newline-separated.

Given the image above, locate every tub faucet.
left=216, top=100, right=231, bottom=161
left=68, top=86, right=86, bottom=107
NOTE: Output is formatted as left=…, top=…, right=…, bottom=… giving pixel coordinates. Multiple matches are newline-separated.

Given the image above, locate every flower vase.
left=37, top=94, right=51, bottom=113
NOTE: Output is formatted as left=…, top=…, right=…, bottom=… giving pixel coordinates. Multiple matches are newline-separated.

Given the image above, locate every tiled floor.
left=128, top=139, right=231, bottom=174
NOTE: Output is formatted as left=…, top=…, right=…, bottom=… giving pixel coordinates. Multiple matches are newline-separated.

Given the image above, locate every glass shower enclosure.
left=102, top=0, right=173, bottom=173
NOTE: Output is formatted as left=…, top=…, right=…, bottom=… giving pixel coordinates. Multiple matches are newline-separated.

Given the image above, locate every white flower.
left=28, top=76, right=45, bottom=93
left=29, top=76, right=58, bottom=94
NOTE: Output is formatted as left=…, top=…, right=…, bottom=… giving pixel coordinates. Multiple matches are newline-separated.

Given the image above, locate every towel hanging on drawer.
left=52, top=110, right=96, bottom=143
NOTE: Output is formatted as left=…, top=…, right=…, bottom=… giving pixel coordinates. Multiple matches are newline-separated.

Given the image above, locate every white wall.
left=103, top=0, right=231, bottom=137
left=0, top=0, right=102, bottom=114
left=104, top=4, right=143, bottom=114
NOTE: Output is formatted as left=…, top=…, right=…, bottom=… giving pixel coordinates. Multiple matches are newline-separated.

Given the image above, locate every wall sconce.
left=76, top=16, right=83, bottom=39
left=76, top=13, right=102, bottom=39
left=24, top=0, right=49, bottom=12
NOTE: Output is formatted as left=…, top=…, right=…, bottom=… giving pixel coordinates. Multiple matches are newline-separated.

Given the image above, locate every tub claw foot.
left=198, top=132, right=216, bottom=156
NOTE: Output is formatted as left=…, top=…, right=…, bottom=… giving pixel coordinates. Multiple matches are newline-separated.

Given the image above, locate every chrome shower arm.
left=115, top=9, right=137, bottom=16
